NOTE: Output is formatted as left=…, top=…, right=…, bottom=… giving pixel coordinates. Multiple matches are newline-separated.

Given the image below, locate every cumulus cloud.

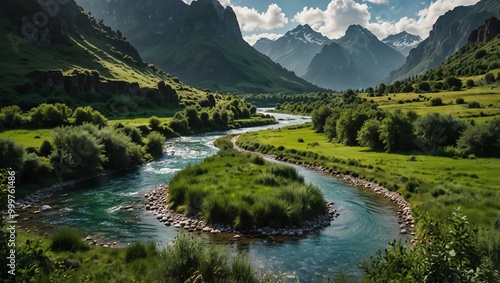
left=293, top=0, right=480, bottom=40
left=367, top=0, right=480, bottom=39
left=363, top=0, right=388, bottom=4
left=244, top=33, right=283, bottom=45
left=293, top=0, right=370, bottom=39
left=232, top=3, right=289, bottom=31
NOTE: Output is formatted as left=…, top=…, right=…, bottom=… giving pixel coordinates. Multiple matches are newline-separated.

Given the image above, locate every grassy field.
left=0, top=128, right=53, bottom=148
left=361, top=86, right=500, bottom=123
left=167, top=137, right=326, bottom=230
left=237, top=123, right=500, bottom=230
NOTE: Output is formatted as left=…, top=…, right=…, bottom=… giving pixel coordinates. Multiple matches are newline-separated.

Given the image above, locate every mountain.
left=382, top=31, right=422, bottom=57
left=385, top=0, right=500, bottom=84
left=75, top=0, right=326, bottom=94
left=310, top=24, right=405, bottom=90
left=418, top=17, right=500, bottom=81
left=253, top=24, right=333, bottom=76
left=0, top=0, right=208, bottom=111
left=302, top=43, right=361, bottom=91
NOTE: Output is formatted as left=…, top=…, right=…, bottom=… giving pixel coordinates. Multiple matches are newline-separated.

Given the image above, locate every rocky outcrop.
left=26, top=70, right=175, bottom=99
left=468, top=17, right=500, bottom=44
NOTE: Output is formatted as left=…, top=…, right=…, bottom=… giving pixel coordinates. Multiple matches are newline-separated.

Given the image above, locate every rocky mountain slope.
left=76, top=0, right=326, bottom=94
left=385, top=0, right=500, bottom=83
left=253, top=24, right=332, bottom=77
left=382, top=31, right=422, bottom=57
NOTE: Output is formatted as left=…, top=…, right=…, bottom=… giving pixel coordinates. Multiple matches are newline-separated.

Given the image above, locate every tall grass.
left=156, top=231, right=257, bottom=283
left=50, top=228, right=88, bottom=253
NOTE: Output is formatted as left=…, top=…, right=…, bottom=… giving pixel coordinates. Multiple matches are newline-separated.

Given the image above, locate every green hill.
left=0, top=0, right=208, bottom=113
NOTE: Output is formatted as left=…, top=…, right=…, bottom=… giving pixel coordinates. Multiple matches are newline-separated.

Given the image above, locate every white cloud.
left=232, top=3, right=289, bottom=31
left=293, top=0, right=480, bottom=41
left=363, top=0, right=388, bottom=4
left=244, top=33, right=283, bottom=45
left=367, top=0, right=480, bottom=39
left=293, top=0, right=370, bottom=39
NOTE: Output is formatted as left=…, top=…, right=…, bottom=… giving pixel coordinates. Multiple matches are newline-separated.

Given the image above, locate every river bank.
left=231, top=135, right=416, bottom=240
left=142, top=185, right=337, bottom=238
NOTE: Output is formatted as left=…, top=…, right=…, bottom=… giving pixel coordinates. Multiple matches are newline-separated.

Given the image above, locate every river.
left=24, top=110, right=406, bottom=282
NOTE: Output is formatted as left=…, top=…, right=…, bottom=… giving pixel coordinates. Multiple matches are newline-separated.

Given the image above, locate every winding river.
left=24, top=111, right=406, bottom=281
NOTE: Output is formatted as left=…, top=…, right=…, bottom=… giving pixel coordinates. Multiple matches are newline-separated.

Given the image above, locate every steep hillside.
left=303, top=43, right=360, bottom=91
left=75, top=0, right=325, bottom=94
left=382, top=31, right=422, bottom=57
left=253, top=24, right=333, bottom=77
left=385, top=0, right=500, bottom=83
left=0, top=0, right=210, bottom=113
left=335, top=25, right=406, bottom=88
left=417, top=17, right=500, bottom=82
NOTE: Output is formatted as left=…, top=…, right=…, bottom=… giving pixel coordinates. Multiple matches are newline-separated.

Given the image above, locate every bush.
left=456, top=98, right=465, bottom=105
left=466, top=79, right=475, bottom=88
left=149, top=116, right=161, bottom=131
left=467, top=101, right=481, bottom=109
left=430, top=97, right=443, bottom=106
left=50, top=228, right=88, bottom=252
left=125, top=242, right=148, bottom=263
left=357, top=119, right=383, bottom=150
left=298, top=138, right=304, bottom=143
left=145, top=131, right=165, bottom=159
left=485, top=73, right=496, bottom=84
left=431, top=186, right=447, bottom=198
left=0, top=138, right=25, bottom=173
left=22, top=153, right=52, bottom=182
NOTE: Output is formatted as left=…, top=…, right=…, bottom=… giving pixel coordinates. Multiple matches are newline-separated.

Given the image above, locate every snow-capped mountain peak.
left=382, top=31, right=422, bottom=56
left=286, top=24, right=330, bottom=45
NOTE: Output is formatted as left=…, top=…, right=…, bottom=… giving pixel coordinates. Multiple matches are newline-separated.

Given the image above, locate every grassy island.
left=167, top=137, right=327, bottom=230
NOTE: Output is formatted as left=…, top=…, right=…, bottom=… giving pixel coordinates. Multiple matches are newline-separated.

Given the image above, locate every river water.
left=27, top=111, right=405, bottom=282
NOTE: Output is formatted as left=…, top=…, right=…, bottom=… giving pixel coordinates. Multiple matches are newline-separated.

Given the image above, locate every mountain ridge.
left=382, top=31, right=422, bottom=57
left=385, top=0, right=500, bottom=84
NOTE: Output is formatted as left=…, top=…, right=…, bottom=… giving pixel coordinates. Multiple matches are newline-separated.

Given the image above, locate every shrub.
left=357, top=119, right=383, bottom=150
left=405, top=178, right=420, bottom=193
left=466, top=80, right=475, bottom=88
left=467, top=101, right=481, bottom=109
left=485, top=73, right=495, bottom=84
left=145, top=131, right=165, bottom=159
left=125, top=242, right=148, bottom=263
left=456, top=98, right=465, bottom=105
left=430, top=97, right=443, bottom=106
left=50, top=228, right=88, bottom=252
left=431, top=186, right=447, bottom=198
left=149, top=116, right=161, bottom=131
left=298, top=138, right=304, bottom=143
left=0, top=138, right=25, bottom=172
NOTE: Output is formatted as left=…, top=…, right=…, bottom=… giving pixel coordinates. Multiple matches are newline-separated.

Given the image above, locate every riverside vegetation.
left=166, top=136, right=329, bottom=231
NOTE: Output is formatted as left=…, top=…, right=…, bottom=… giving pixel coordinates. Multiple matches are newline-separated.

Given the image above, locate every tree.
left=379, top=110, right=416, bottom=152
left=430, top=97, right=443, bottom=106
left=457, top=117, right=500, bottom=157
left=417, top=82, right=431, bottom=92
left=335, top=110, right=368, bottom=145
left=71, top=106, right=107, bottom=127
left=444, top=77, right=462, bottom=90
left=121, top=125, right=144, bottom=145
left=0, top=138, right=25, bottom=173
left=323, top=110, right=341, bottom=140
left=0, top=105, right=23, bottom=128
left=357, top=119, right=383, bottom=150
left=39, top=140, right=53, bottom=157
left=466, top=79, right=475, bottom=88
left=145, top=131, right=165, bottom=159
left=311, top=106, right=333, bottom=133
left=51, top=126, right=107, bottom=178
left=414, top=113, right=467, bottom=148
left=98, top=128, right=143, bottom=169
left=184, top=105, right=200, bottom=129
left=485, top=73, right=495, bottom=84
left=377, top=83, right=387, bottom=95
left=29, top=103, right=72, bottom=127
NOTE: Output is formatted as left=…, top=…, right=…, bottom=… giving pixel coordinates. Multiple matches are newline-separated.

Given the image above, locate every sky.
left=183, top=0, right=481, bottom=45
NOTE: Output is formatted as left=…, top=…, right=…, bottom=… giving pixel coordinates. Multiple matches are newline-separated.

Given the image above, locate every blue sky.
left=184, top=0, right=481, bottom=44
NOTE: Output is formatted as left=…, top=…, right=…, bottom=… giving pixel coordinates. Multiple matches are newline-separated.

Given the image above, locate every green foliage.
left=38, top=140, right=53, bottom=157
left=457, top=117, right=500, bottom=156
left=430, top=97, right=443, bottom=106
left=0, top=138, right=25, bottom=173
left=456, top=97, right=465, bottom=104
left=51, top=125, right=107, bottom=177
left=357, top=119, right=383, bottom=150
left=125, top=242, right=148, bottom=263
left=467, top=101, right=481, bottom=108
left=335, top=110, right=368, bottom=145
left=121, top=125, right=144, bottom=145
left=414, top=112, right=467, bottom=147
left=98, top=127, right=143, bottom=169
left=168, top=140, right=325, bottom=229
left=145, top=131, right=165, bottom=159
left=149, top=116, right=161, bottom=131
left=71, top=106, right=107, bottom=127
left=50, top=228, right=88, bottom=253
left=378, top=110, right=415, bottom=152
left=156, top=231, right=257, bottom=283
left=312, top=106, right=333, bottom=133
left=22, top=153, right=52, bottom=182
left=361, top=208, right=500, bottom=282
left=0, top=105, right=24, bottom=128
left=29, top=103, right=72, bottom=127
left=485, top=72, right=496, bottom=84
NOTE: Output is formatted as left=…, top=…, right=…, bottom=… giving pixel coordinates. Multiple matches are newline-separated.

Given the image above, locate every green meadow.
left=237, top=123, right=500, bottom=230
